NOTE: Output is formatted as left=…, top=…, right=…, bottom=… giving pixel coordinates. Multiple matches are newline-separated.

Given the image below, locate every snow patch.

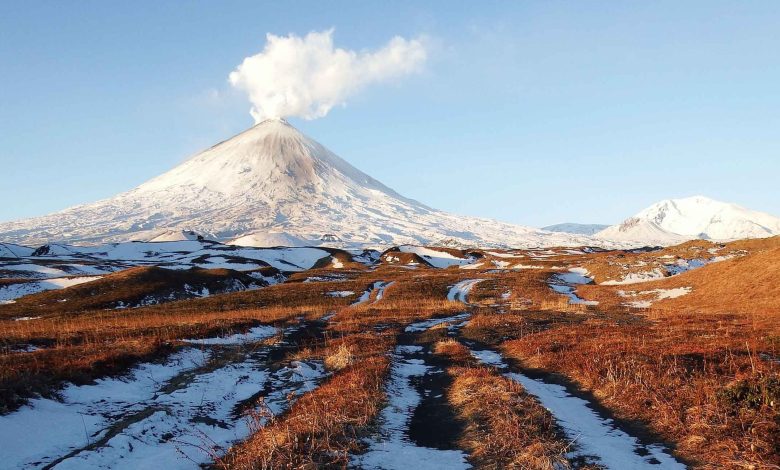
left=618, top=287, right=692, bottom=308
left=0, top=276, right=103, bottom=303
left=398, top=246, right=474, bottom=268
left=601, top=269, right=666, bottom=286
left=548, top=269, right=598, bottom=305
left=326, top=290, right=354, bottom=298
left=404, top=313, right=470, bottom=333
left=446, top=279, right=484, bottom=303
left=182, top=325, right=278, bottom=345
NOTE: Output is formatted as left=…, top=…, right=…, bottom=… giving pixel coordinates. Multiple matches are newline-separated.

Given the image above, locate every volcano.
left=0, top=119, right=590, bottom=248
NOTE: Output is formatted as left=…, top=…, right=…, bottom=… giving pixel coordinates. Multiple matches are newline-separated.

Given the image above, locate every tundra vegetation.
left=1, top=236, right=778, bottom=469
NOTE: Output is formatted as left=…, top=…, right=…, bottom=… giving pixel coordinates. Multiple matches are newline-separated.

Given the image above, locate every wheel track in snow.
left=355, top=292, right=687, bottom=470
left=55, top=319, right=329, bottom=469
left=2, top=316, right=333, bottom=470
left=461, top=339, right=687, bottom=469
left=351, top=313, right=474, bottom=469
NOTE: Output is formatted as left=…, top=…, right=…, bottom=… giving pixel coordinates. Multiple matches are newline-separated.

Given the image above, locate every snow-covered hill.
left=542, top=223, right=609, bottom=236
left=596, top=196, right=780, bottom=246
left=0, top=119, right=595, bottom=249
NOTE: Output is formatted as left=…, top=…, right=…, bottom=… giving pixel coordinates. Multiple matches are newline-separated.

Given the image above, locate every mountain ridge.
left=596, top=195, right=780, bottom=245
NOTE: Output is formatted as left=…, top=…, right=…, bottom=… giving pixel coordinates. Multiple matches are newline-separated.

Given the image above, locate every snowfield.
left=0, top=276, right=102, bottom=304
left=397, top=246, right=475, bottom=268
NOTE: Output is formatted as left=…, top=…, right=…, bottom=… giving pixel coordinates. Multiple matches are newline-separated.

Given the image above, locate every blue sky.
left=1, top=1, right=778, bottom=227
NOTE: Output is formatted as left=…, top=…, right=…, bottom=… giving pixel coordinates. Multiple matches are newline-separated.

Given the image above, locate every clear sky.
left=1, top=1, right=778, bottom=227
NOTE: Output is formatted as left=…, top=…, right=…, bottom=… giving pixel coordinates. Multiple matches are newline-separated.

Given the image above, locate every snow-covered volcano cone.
left=0, top=120, right=591, bottom=248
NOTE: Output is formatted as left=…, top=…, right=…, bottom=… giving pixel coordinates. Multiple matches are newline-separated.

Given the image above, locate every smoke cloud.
left=229, top=29, right=427, bottom=122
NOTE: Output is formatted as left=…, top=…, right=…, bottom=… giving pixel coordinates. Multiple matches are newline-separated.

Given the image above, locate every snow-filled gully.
left=0, top=318, right=330, bottom=469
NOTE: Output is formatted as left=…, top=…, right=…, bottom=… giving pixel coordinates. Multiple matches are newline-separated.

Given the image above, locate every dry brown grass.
left=581, top=237, right=780, bottom=286
left=487, top=269, right=601, bottom=314
left=323, top=343, right=354, bottom=371
left=0, top=277, right=364, bottom=412
left=379, top=249, right=432, bottom=267
left=503, top=313, right=780, bottom=469
left=218, top=333, right=393, bottom=469
left=0, top=306, right=318, bottom=412
left=333, top=297, right=463, bottom=333
left=328, top=270, right=484, bottom=332
left=462, top=308, right=621, bottom=348
left=577, top=244, right=780, bottom=322
left=0, top=264, right=474, bottom=411
left=430, top=339, right=576, bottom=469
left=433, top=338, right=474, bottom=364
left=0, top=266, right=275, bottom=318
left=647, top=246, right=780, bottom=319
left=3, top=238, right=780, bottom=466
left=449, top=367, right=571, bottom=469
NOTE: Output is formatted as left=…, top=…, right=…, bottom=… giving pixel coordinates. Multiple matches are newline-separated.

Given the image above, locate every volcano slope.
left=0, top=239, right=777, bottom=469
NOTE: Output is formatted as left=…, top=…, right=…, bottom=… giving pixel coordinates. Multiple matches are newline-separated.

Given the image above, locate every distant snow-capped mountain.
left=596, top=196, right=780, bottom=245
left=0, top=119, right=595, bottom=249
left=542, top=223, right=609, bottom=236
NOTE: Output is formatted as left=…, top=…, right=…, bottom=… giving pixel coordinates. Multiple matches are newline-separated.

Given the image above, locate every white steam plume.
left=229, top=29, right=427, bottom=122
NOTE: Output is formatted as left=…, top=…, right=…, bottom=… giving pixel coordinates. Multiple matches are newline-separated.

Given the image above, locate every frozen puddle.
left=548, top=268, right=598, bottom=306
left=469, top=349, right=685, bottom=469
left=446, top=279, right=484, bottom=303
left=351, top=344, right=470, bottom=469
left=0, top=324, right=326, bottom=469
